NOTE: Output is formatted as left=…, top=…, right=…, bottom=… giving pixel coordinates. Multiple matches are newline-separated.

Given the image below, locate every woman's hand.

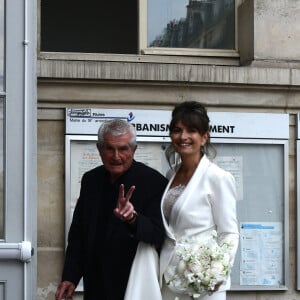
left=208, top=281, right=223, bottom=295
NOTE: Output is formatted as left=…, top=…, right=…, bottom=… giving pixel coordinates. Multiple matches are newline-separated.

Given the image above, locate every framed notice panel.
left=65, top=108, right=289, bottom=291
left=212, top=139, right=288, bottom=290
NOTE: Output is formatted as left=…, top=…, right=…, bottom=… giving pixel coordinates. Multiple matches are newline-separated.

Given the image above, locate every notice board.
left=65, top=108, right=289, bottom=291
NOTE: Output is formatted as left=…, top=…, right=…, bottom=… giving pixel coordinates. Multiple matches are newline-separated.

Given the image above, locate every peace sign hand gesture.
left=114, top=184, right=137, bottom=223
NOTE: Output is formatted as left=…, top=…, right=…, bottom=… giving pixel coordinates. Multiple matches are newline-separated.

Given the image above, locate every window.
left=40, top=0, right=138, bottom=54
left=40, top=0, right=238, bottom=57
left=147, top=0, right=235, bottom=49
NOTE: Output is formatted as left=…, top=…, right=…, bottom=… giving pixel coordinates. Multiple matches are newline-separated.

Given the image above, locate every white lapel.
left=169, top=155, right=211, bottom=231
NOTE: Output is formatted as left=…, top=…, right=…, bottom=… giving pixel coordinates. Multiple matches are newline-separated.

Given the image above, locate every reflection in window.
left=41, top=0, right=138, bottom=54
left=0, top=100, right=3, bottom=239
left=0, top=0, right=4, bottom=90
left=148, top=0, right=235, bottom=50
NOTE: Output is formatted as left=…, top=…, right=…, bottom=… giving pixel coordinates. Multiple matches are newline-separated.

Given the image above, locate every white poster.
left=70, top=141, right=101, bottom=214
left=213, top=156, right=243, bottom=201
left=240, top=222, right=283, bottom=286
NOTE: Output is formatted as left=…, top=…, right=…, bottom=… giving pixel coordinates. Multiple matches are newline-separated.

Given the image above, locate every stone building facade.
left=37, top=0, right=300, bottom=299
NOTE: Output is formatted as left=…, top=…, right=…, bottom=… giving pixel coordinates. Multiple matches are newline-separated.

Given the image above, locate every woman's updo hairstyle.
left=169, top=101, right=210, bottom=135
left=166, top=101, right=216, bottom=170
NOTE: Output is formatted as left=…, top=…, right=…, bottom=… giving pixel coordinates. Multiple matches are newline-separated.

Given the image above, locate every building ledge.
left=37, top=57, right=300, bottom=87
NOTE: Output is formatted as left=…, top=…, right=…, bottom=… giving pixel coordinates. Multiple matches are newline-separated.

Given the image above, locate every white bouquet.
left=166, top=230, right=233, bottom=298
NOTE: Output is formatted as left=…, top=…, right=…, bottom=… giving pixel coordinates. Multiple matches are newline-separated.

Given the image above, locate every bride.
left=160, top=101, right=239, bottom=300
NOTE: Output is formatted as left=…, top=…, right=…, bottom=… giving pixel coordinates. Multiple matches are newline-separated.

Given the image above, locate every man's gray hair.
left=97, top=119, right=137, bottom=149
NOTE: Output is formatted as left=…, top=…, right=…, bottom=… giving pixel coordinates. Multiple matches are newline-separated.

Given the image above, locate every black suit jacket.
left=62, top=160, right=168, bottom=300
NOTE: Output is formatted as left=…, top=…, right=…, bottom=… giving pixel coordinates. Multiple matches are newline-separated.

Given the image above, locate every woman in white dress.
left=160, top=101, right=239, bottom=300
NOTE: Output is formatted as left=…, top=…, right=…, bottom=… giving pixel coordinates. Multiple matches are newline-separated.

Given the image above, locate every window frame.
left=37, top=0, right=241, bottom=65
left=139, top=0, right=240, bottom=58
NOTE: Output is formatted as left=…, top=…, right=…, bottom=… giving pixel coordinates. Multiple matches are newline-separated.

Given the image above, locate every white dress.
left=161, top=185, right=227, bottom=300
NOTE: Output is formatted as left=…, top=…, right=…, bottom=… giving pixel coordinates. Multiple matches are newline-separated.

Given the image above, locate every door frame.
left=0, top=0, right=37, bottom=298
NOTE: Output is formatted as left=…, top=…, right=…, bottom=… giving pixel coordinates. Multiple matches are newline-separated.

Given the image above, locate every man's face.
left=97, top=133, right=136, bottom=182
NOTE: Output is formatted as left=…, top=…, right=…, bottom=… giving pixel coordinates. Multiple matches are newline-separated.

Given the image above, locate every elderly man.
left=56, top=119, right=168, bottom=300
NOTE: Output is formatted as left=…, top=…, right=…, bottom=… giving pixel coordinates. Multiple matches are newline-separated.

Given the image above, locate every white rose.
left=201, top=273, right=212, bottom=286
left=189, top=262, right=204, bottom=274
left=191, top=244, right=200, bottom=253
left=177, top=260, right=187, bottom=274
left=210, top=260, right=224, bottom=275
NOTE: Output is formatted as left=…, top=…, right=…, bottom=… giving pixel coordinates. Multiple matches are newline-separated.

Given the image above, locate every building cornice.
left=37, top=58, right=300, bottom=87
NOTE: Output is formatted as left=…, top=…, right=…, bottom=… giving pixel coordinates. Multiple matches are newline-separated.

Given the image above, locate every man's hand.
left=114, top=184, right=136, bottom=222
left=55, top=281, right=76, bottom=300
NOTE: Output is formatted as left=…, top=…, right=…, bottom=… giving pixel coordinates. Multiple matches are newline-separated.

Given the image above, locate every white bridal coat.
left=160, top=154, right=240, bottom=294
left=125, top=155, right=239, bottom=300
